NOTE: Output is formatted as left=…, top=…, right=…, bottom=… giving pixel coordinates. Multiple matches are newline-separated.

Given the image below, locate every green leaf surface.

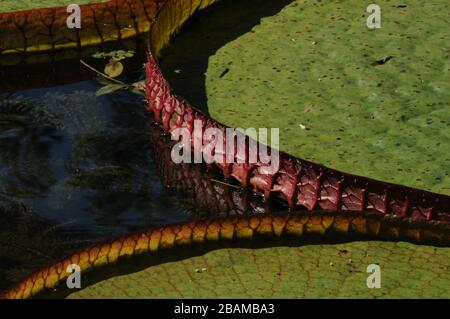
left=68, top=242, right=450, bottom=298
left=0, top=1, right=107, bottom=12
left=2, top=0, right=449, bottom=299
left=202, top=0, right=450, bottom=195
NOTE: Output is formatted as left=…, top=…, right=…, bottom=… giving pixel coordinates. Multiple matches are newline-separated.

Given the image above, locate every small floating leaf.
left=92, top=50, right=135, bottom=60
left=92, top=52, right=106, bottom=59
left=123, top=51, right=135, bottom=58
left=104, top=59, right=124, bottom=78
left=96, top=84, right=126, bottom=97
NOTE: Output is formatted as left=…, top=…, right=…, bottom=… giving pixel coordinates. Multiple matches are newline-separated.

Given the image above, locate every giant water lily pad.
left=68, top=242, right=450, bottom=298
left=201, top=0, right=449, bottom=195
left=0, top=0, right=108, bottom=12
left=1, top=0, right=449, bottom=299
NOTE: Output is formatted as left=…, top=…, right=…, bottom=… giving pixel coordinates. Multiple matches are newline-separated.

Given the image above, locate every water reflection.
left=0, top=95, right=61, bottom=196
left=0, top=195, right=93, bottom=290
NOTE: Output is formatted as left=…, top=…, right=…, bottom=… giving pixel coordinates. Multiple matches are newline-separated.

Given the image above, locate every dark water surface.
left=0, top=66, right=193, bottom=289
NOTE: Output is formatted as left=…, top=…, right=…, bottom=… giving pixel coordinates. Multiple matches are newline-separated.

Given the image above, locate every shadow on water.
left=0, top=195, right=95, bottom=290
left=159, top=0, right=294, bottom=114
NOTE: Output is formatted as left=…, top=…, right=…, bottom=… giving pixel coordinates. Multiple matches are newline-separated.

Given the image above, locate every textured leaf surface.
left=1, top=0, right=449, bottom=300
left=0, top=0, right=107, bottom=12
left=89, top=0, right=449, bottom=299
left=68, top=242, right=450, bottom=298
left=201, top=0, right=449, bottom=194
